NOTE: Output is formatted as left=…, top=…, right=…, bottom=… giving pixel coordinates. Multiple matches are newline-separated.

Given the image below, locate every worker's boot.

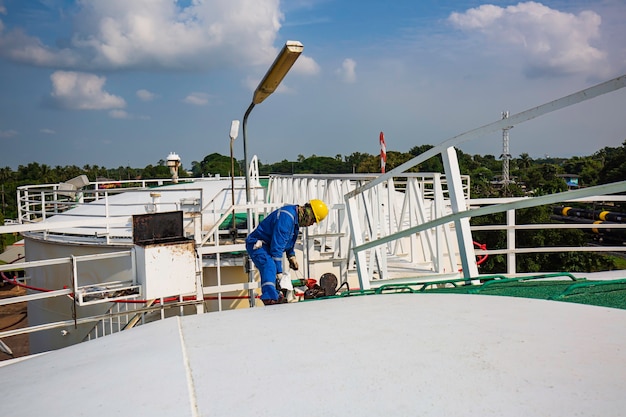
left=262, top=294, right=287, bottom=306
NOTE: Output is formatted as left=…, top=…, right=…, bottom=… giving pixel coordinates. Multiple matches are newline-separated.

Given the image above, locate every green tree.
left=194, top=153, right=233, bottom=177
left=597, top=140, right=626, bottom=184
left=344, top=152, right=372, bottom=173
left=263, top=159, right=293, bottom=175
left=299, top=155, right=348, bottom=174
left=141, top=164, right=170, bottom=179
left=561, top=156, right=602, bottom=187
left=408, top=144, right=444, bottom=172
left=517, top=153, right=533, bottom=170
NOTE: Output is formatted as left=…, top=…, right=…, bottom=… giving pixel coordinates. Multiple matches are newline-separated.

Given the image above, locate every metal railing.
left=17, top=178, right=178, bottom=224
left=345, top=74, right=626, bottom=288
left=267, top=173, right=470, bottom=284
left=470, top=194, right=626, bottom=275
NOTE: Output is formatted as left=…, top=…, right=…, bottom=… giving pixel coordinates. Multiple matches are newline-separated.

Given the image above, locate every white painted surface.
left=2, top=293, right=625, bottom=416
left=39, top=178, right=247, bottom=238
left=135, top=240, right=197, bottom=299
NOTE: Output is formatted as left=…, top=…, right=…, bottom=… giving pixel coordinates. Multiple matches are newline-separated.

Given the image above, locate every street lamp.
left=229, top=120, right=240, bottom=242
left=242, top=40, right=304, bottom=307
left=242, top=40, right=304, bottom=207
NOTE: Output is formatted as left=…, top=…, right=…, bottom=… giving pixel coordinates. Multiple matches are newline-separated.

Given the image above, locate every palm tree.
left=518, top=153, right=533, bottom=170
left=0, top=166, right=13, bottom=182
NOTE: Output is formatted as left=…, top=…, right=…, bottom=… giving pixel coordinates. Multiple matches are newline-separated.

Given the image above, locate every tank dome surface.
left=2, top=293, right=626, bottom=417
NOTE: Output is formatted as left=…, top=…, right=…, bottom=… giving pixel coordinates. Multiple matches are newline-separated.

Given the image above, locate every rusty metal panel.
left=132, top=211, right=185, bottom=245
left=135, top=239, right=197, bottom=299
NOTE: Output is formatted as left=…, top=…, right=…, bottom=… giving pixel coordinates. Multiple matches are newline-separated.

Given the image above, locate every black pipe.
left=553, top=206, right=626, bottom=223
left=551, top=215, right=626, bottom=238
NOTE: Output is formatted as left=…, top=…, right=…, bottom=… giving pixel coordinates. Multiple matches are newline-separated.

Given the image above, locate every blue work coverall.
left=245, top=205, right=299, bottom=301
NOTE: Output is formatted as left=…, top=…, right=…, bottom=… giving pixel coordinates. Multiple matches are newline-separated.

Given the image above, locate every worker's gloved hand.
left=253, top=240, right=263, bottom=250
left=288, top=256, right=299, bottom=271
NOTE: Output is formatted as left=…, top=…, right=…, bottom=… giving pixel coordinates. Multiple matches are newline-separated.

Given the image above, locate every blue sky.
left=0, top=0, right=625, bottom=170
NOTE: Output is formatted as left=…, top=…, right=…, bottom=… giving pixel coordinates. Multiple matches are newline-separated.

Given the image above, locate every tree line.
left=2, top=141, right=626, bottom=274
left=2, top=141, right=626, bottom=222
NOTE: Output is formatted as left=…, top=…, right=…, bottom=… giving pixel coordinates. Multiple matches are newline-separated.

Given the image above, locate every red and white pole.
left=379, top=131, right=386, bottom=173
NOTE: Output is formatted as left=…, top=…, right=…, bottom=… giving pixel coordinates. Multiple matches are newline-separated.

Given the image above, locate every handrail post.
left=507, top=209, right=516, bottom=275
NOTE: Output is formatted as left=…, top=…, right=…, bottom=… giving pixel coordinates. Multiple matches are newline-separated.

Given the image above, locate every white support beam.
left=506, top=209, right=516, bottom=275
left=345, top=191, right=370, bottom=289
left=442, top=147, right=478, bottom=278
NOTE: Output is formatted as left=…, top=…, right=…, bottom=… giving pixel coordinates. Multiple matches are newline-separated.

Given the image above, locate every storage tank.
left=22, top=177, right=249, bottom=353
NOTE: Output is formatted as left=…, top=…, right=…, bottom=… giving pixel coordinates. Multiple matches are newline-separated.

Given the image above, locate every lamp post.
left=243, top=40, right=304, bottom=207
left=229, top=120, right=240, bottom=242
left=242, top=40, right=304, bottom=306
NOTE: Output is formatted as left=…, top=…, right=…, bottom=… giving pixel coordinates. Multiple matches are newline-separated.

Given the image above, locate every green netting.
left=329, top=275, right=626, bottom=310
left=218, top=213, right=267, bottom=230
left=219, top=213, right=249, bottom=230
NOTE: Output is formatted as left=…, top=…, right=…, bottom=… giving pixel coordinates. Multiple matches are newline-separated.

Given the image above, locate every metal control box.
left=135, top=239, right=196, bottom=299
left=132, top=211, right=197, bottom=299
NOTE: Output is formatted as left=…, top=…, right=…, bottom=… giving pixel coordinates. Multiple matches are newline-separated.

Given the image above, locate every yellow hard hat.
left=309, top=199, right=328, bottom=223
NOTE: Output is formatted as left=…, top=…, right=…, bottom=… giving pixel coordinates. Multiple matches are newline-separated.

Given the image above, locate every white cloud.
left=244, top=76, right=260, bottom=92
left=49, top=71, right=126, bottom=110
left=0, top=129, right=17, bottom=138
left=183, top=92, right=210, bottom=106
left=137, top=89, right=157, bottom=101
left=0, top=0, right=306, bottom=72
left=40, top=128, right=56, bottom=134
left=293, top=54, right=320, bottom=76
left=108, top=109, right=150, bottom=120
left=109, top=109, right=130, bottom=119
left=336, top=58, right=357, bottom=83
left=448, top=1, right=609, bottom=78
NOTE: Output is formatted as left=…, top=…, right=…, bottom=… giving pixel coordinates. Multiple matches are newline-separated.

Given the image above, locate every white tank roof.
left=38, top=178, right=246, bottom=239
left=2, top=293, right=625, bottom=416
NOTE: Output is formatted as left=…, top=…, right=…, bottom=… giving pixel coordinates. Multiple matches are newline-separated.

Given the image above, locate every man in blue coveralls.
left=245, top=199, right=329, bottom=305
